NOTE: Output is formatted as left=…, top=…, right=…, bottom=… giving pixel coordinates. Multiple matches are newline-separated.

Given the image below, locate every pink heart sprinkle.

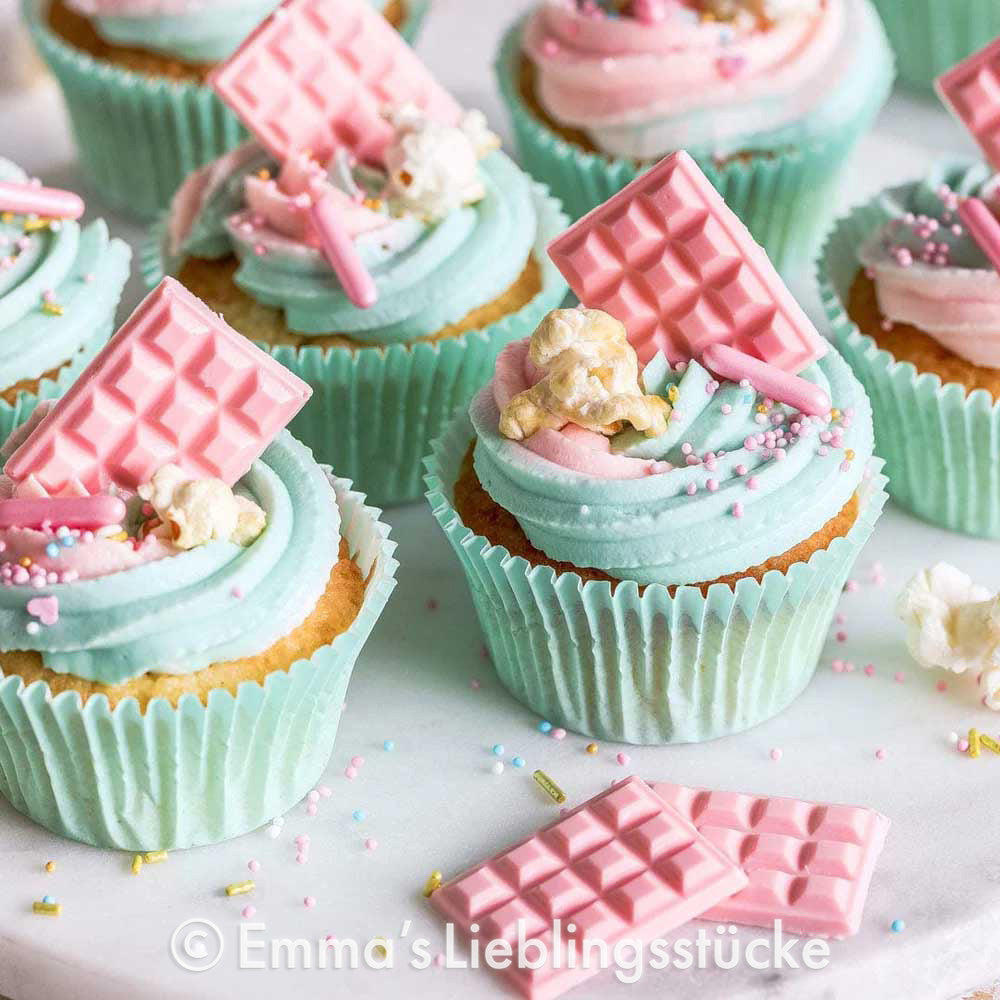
left=26, top=596, right=58, bottom=626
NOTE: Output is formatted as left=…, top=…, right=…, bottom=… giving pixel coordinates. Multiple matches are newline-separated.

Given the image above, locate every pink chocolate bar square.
left=209, top=0, right=462, bottom=166
left=546, top=151, right=828, bottom=373
left=430, top=777, right=747, bottom=1000
left=936, top=38, right=1000, bottom=170
left=5, top=278, right=311, bottom=494
left=652, top=782, right=890, bottom=939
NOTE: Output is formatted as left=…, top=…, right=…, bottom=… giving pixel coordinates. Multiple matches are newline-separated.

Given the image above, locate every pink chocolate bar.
left=546, top=151, right=828, bottom=372
left=5, top=278, right=311, bottom=494
left=652, top=782, right=890, bottom=939
left=209, top=0, right=461, bottom=166
left=430, top=777, right=747, bottom=1000
left=936, top=38, right=1000, bottom=170
left=958, top=196, right=1000, bottom=274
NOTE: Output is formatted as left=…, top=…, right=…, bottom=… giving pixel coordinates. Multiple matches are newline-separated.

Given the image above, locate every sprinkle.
left=890, top=919, right=905, bottom=933
left=45, top=542, right=60, bottom=559
left=25, top=622, right=39, bottom=635
left=266, top=824, right=281, bottom=839
left=969, top=728, right=982, bottom=758
left=307, top=790, right=320, bottom=804
left=864, top=664, right=875, bottom=677
left=770, top=748, right=782, bottom=761
left=345, top=766, right=358, bottom=779
left=33, top=901, right=61, bottom=916
left=143, top=850, right=168, bottom=864
left=958, top=739, right=970, bottom=753
left=491, top=761, right=504, bottom=775
left=41, top=301, right=64, bottom=317
left=318, top=785, right=332, bottom=798
left=538, top=721, right=552, bottom=733
left=732, top=502, right=744, bottom=518
left=585, top=743, right=598, bottom=754
left=616, top=752, right=630, bottom=766
left=512, top=756, right=526, bottom=768
left=875, top=748, right=887, bottom=760
left=533, top=769, right=566, bottom=804
left=242, top=905, right=256, bottom=919
left=948, top=731, right=959, bottom=744
left=44, top=861, right=56, bottom=873
left=936, top=680, right=948, bottom=693
left=364, top=838, right=378, bottom=851
left=470, top=679, right=481, bottom=690
left=423, top=871, right=443, bottom=897
left=491, top=744, right=504, bottom=756
left=894, top=672, right=905, bottom=683
left=304, top=896, right=316, bottom=909
left=226, top=880, right=255, bottom=896
left=551, top=727, right=566, bottom=741
left=248, top=859, right=260, bottom=873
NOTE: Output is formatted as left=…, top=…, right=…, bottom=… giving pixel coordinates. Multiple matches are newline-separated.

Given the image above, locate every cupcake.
left=496, top=0, right=894, bottom=270
left=0, top=277, right=397, bottom=851
left=427, top=151, right=885, bottom=745
left=870, top=0, right=1000, bottom=95
left=0, top=159, right=130, bottom=442
left=24, top=0, right=431, bottom=220
left=145, top=0, right=568, bottom=506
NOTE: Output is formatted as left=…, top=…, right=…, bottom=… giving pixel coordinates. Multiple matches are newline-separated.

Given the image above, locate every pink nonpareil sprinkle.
left=731, top=502, right=744, bottom=518
left=551, top=728, right=567, bottom=741
left=836, top=631, right=847, bottom=643
left=864, top=664, right=875, bottom=677
left=318, top=785, right=332, bottom=798
left=832, top=659, right=845, bottom=673
left=307, top=790, right=320, bottom=804
left=936, top=680, right=948, bottom=693
left=894, top=672, right=906, bottom=683
left=345, top=766, right=358, bottom=779
left=844, top=579, right=860, bottom=593
left=306, top=803, right=318, bottom=816
left=248, top=859, right=260, bottom=873
left=242, top=905, right=256, bottom=918
left=958, top=739, right=970, bottom=753
left=616, top=752, right=630, bottom=766
left=304, top=896, right=316, bottom=909
left=875, top=748, right=887, bottom=761
left=365, top=838, right=378, bottom=851
left=350, top=756, right=365, bottom=768
left=770, top=748, right=782, bottom=761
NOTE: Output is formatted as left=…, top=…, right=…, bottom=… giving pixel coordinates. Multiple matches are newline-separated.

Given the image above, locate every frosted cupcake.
left=497, top=0, right=894, bottom=269
left=0, top=277, right=397, bottom=851
left=146, top=0, right=568, bottom=505
left=427, top=152, right=885, bottom=745
left=0, top=159, right=130, bottom=440
left=24, top=0, right=430, bottom=219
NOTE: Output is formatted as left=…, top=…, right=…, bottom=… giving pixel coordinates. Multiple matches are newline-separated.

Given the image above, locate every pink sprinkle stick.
left=652, top=781, right=890, bottom=939
left=0, top=181, right=84, bottom=220
left=958, top=197, right=1000, bottom=274
left=936, top=37, right=1000, bottom=170
left=209, top=0, right=461, bottom=166
left=6, top=277, right=312, bottom=494
left=701, top=343, right=831, bottom=416
left=0, top=495, right=127, bottom=530
left=310, top=192, right=377, bottom=308
left=430, top=777, right=747, bottom=1000
left=546, top=150, right=828, bottom=373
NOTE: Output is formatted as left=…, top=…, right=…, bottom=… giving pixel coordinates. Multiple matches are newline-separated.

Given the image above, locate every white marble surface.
left=1, top=2, right=999, bottom=999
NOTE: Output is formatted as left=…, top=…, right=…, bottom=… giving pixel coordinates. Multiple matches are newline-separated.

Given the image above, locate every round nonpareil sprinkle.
left=491, top=761, right=505, bottom=775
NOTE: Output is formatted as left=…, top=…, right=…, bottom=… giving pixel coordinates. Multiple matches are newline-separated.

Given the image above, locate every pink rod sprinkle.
left=0, top=181, right=84, bottom=220
left=310, top=192, right=377, bottom=309
left=0, top=495, right=127, bottom=530
left=958, top=197, right=1000, bottom=274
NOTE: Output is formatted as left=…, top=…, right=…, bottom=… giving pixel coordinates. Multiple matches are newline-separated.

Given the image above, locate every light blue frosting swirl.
left=179, top=149, right=539, bottom=344
left=0, top=158, right=131, bottom=392
left=471, top=348, right=873, bottom=587
left=0, top=432, right=341, bottom=685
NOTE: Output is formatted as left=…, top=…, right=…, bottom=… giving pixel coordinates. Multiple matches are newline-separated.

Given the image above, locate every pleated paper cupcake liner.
left=0, top=474, right=398, bottom=851
left=495, top=20, right=893, bottom=273
left=871, top=0, right=1000, bottom=94
left=143, top=183, right=569, bottom=507
left=819, top=188, right=1000, bottom=538
left=424, top=415, right=888, bottom=746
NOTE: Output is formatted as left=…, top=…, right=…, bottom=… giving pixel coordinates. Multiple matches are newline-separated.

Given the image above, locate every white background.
left=1, top=2, right=999, bottom=999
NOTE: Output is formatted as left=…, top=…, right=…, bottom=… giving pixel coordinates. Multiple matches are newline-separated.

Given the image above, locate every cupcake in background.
left=0, top=276, right=397, bottom=851
left=496, top=0, right=894, bottom=270
left=821, top=37, right=1000, bottom=538
left=870, top=0, right=1000, bottom=95
left=23, top=0, right=431, bottom=219
left=0, top=0, right=43, bottom=90
left=145, top=0, right=567, bottom=506
left=0, top=160, right=130, bottom=440
left=427, top=151, right=885, bottom=745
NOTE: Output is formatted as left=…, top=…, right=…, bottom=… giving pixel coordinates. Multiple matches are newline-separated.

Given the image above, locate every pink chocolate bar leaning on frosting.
left=430, top=776, right=748, bottom=1000
left=5, top=277, right=312, bottom=495
left=936, top=37, right=1000, bottom=172
left=208, top=0, right=462, bottom=167
left=651, top=781, right=890, bottom=939
left=546, top=150, right=828, bottom=373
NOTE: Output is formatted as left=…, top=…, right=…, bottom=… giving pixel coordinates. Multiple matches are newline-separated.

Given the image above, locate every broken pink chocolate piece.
left=208, top=0, right=461, bottom=167
left=546, top=151, right=828, bottom=372
left=430, top=777, right=747, bottom=1000
left=958, top=197, right=1000, bottom=275
left=5, top=277, right=311, bottom=494
left=936, top=37, right=1000, bottom=170
left=652, top=781, right=890, bottom=939
left=310, top=191, right=378, bottom=308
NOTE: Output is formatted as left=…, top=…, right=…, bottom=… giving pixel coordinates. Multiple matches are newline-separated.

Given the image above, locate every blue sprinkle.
left=352, top=809, right=366, bottom=822
left=512, top=757, right=526, bottom=768
left=42, top=895, right=55, bottom=904
left=59, top=535, right=75, bottom=548
left=492, top=744, right=504, bottom=756
left=890, top=919, right=905, bottom=933
left=45, top=543, right=60, bottom=559
left=538, top=721, right=552, bottom=734
left=383, top=739, right=395, bottom=751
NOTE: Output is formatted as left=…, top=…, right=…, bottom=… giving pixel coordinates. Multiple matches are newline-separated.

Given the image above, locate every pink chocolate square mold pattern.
left=546, top=150, right=828, bottom=373
left=209, top=0, right=462, bottom=166
left=430, top=777, right=748, bottom=1000
left=5, top=278, right=312, bottom=494
left=936, top=37, right=1000, bottom=171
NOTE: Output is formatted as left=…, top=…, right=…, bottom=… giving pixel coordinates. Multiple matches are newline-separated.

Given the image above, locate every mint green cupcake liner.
left=23, top=0, right=429, bottom=220
left=397, top=0, right=430, bottom=44
left=820, top=189, right=1000, bottom=538
left=143, top=184, right=569, bottom=506
left=0, top=474, right=397, bottom=851
left=495, top=21, right=893, bottom=273
left=425, top=415, right=888, bottom=746
left=871, top=0, right=1000, bottom=95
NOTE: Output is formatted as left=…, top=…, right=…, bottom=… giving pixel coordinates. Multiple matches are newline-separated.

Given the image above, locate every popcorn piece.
left=139, top=465, right=266, bottom=550
left=897, top=563, right=1000, bottom=709
left=383, top=105, right=500, bottom=222
left=500, top=308, right=671, bottom=441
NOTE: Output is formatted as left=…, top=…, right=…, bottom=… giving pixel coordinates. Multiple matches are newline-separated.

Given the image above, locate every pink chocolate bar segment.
left=209, top=0, right=462, bottom=166
left=430, top=777, right=747, bottom=1000
left=651, top=782, right=890, bottom=939
left=936, top=38, right=1000, bottom=170
left=958, top=196, right=1000, bottom=274
left=5, top=277, right=312, bottom=494
left=546, top=151, right=828, bottom=372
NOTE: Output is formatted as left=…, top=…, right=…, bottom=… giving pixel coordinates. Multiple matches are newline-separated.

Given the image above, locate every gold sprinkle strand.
left=666, top=386, right=679, bottom=405
left=533, top=769, right=566, bottom=804
left=980, top=733, right=1000, bottom=755
left=143, top=850, right=168, bottom=864
left=830, top=408, right=842, bottom=421
left=845, top=449, right=856, bottom=461
left=1, top=212, right=13, bottom=223
left=33, top=902, right=61, bottom=916
left=131, top=855, right=143, bottom=875
left=23, top=218, right=51, bottom=233
left=423, top=871, right=442, bottom=897
left=226, top=880, right=255, bottom=897
left=969, top=728, right=982, bottom=758
left=41, top=302, right=64, bottom=317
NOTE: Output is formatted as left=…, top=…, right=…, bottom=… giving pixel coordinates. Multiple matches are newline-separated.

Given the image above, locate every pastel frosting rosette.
left=0, top=278, right=397, bottom=850
left=0, top=158, right=130, bottom=441
left=496, top=0, right=894, bottom=269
